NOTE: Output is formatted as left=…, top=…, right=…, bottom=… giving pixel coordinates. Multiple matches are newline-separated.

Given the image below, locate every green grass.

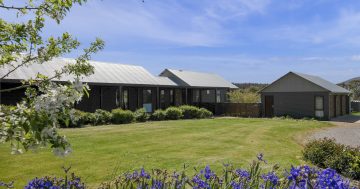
left=352, top=111, right=360, bottom=116
left=0, top=118, right=331, bottom=188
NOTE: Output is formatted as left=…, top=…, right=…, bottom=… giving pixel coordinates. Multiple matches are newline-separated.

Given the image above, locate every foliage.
left=348, top=80, right=360, bottom=100
left=199, top=108, right=213, bottom=118
left=303, top=138, right=360, bottom=180
left=24, top=167, right=85, bottom=189
left=150, top=109, right=166, bottom=121
left=228, top=88, right=260, bottom=103
left=91, top=109, right=112, bottom=126
left=134, top=108, right=149, bottom=122
left=165, top=107, right=183, bottom=120
left=111, top=109, right=135, bottom=124
left=0, top=0, right=104, bottom=154
left=97, top=154, right=356, bottom=189
left=179, top=105, right=202, bottom=119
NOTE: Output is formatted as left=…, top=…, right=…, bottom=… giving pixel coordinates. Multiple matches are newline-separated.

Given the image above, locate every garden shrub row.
left=303, top=138, right=360, bottom=180
left=21, top=154, right=358, bottom=189
left=63, top=105, right=213, bottom=127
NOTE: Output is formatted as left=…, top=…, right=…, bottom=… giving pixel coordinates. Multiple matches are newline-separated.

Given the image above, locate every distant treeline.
left=232, top=83, right=268, bottom=90
left=228, top=83, right=269, bottom=103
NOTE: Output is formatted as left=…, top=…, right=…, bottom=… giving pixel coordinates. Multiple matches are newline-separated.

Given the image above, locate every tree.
left=0, top=0, right=105, bottom=155
left=228, top=87, right=261, bottom=103
left=348, top=80, right=360, bottom=101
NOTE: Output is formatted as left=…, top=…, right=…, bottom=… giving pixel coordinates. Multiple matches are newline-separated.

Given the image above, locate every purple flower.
left=140, top=168, right=151, bottom=179
left=316, top=168, right=352, bottom=189
left=257, top=153, right=267, bottom=164
left=262, top=171, right=279, bottom=186
left=151, top=179, right=163, bottom=189
left=235, top=169, right=250, bottom=179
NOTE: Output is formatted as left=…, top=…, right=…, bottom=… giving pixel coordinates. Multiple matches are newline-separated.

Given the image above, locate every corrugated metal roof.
left=161, top=69, right=238, bottom=88
left=0, top=58, right=177, bottom=86
left=292, top=72, right=350, bottom=93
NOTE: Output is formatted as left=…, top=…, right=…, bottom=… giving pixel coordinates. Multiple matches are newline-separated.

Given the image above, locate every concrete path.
left=310, top=115, right=360, bottom=147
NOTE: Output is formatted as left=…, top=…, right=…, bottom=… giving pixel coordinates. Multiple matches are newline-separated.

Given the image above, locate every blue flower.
left=262, top=171, right=279, bottom=186
left=235, top=169, right=250, bottom=179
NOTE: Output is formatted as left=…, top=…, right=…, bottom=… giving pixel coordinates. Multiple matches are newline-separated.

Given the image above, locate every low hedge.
left=165, top=107, right=183, bottom=120
left=111, top=109, right=135, bottom=124
left=199, top=107, right=213, bottom=118
left=150, top=109, right=166, bottom=121
left=303, top=138, right=360, bottom=180
left=134, top=108, right=149, bottom=122
left=179, top=105, right=202, bottom=119
left=57, top=105, right=213, bottom=127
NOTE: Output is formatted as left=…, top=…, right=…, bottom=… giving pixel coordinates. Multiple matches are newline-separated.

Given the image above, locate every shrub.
left=303, top=138, right=360, bottom=180
left=199, top=107, right=213, bottom=118
left=165, top=107, right=183, bottom=120
left=150, top=109, right=166, bottom=121
left=111, top=108, right=135, bottom=124
left=91, top=109, right=112, bottom=126
left=134, top=108, right=149, bottom=122
left=179, top=105, right=202, bottom=119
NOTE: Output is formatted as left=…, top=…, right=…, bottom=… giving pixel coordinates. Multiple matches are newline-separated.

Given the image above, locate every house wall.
left=0, top=82, right=26, bottom=105
left=261, top=92, right=330, bottom=119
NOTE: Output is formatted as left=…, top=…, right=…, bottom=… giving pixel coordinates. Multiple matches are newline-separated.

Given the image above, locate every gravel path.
left=310, top=115, right=360, bottom=147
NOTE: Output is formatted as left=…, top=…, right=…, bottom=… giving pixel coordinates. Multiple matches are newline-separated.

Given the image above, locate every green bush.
left=179, top=105, right=202, bottom=119
left=150, top=109, right=166, bottom=121
left=92, top=109, right=112, bottom=126
left=111, top=108, right=135, bottom=124
left=165, top=107, right=183, bottom=120
left=199, top=108, right=213, bottom=118
left=303, top=138, right=360, bottom=180
left=134, top=108, right=149, bottom=122
left=0, top=105, right=15, bottom=116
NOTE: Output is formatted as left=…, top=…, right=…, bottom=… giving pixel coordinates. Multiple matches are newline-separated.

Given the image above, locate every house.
left=0, top=58, right=237, bottom=112
left=260, top=72, right=350, bottom=119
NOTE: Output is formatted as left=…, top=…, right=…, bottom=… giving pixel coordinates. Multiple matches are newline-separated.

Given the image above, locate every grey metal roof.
left=339, top=76, right=360, bottom=85
left=161, top=69, right=238, bottom=89
left=0, top=58, right=177, bottom=86
left=292, top=72, right=350, bottom=93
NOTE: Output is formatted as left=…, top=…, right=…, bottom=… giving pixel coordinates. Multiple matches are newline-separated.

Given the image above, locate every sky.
left=3, top=0, right=360, bottom=83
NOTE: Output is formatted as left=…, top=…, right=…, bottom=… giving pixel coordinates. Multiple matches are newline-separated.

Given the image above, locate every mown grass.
left=0, top=118, right=331, bottom=188
left=352, top=111, right=360, bottom=116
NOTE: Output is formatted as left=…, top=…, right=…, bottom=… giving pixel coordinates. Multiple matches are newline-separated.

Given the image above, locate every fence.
left=194, top=103, right=262, bottom=117
left=351, top=101, right=360, bottom=112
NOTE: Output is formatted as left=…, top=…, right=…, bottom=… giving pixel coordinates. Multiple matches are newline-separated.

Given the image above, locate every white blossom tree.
left=0, top=0, right=105, bottom=156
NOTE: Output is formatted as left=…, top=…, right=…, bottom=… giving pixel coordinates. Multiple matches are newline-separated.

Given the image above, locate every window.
left=315, top=96, right=324, bottom=118
left=143, top=89, right=152, bottom=103
left=216, top=90, right=221, bottom=103
left=170, top=89, right=174, bottom=104
left=123, top=89, right=128, bottom=109
left=193, top=89, right=200, bottom=102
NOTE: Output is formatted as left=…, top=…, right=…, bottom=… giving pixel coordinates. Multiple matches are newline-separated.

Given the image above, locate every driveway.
left=310, top=115, right=360, bottom=147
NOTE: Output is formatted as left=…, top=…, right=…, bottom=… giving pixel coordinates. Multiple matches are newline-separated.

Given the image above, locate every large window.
left=143, top=89, right=152, bottom=103
left=216, top=90, right=221, bottom=103
left=123, top=89, right=129, bottom=109
left=193, top=89, right=200, bottom=102
left=315, top=96, right=324, bottom=118
left=170, top=89, right=174, bottom=105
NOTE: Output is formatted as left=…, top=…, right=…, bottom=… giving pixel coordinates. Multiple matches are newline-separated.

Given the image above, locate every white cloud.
left=351, top=55, right=360, bottom=61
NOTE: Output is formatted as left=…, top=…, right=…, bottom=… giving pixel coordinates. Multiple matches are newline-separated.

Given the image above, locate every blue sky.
left=4, top=0, right=360, bottom=83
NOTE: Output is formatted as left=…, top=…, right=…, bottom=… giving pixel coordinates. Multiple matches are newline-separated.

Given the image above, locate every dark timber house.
left=260, top=72, right=350, bottom=120
left=0, top=58, right=238, bottom=113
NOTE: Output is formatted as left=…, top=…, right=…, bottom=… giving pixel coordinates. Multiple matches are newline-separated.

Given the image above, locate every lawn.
left=0, top=118, right=331, bottom=188
left=352, top=111, right=360, bottom=116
